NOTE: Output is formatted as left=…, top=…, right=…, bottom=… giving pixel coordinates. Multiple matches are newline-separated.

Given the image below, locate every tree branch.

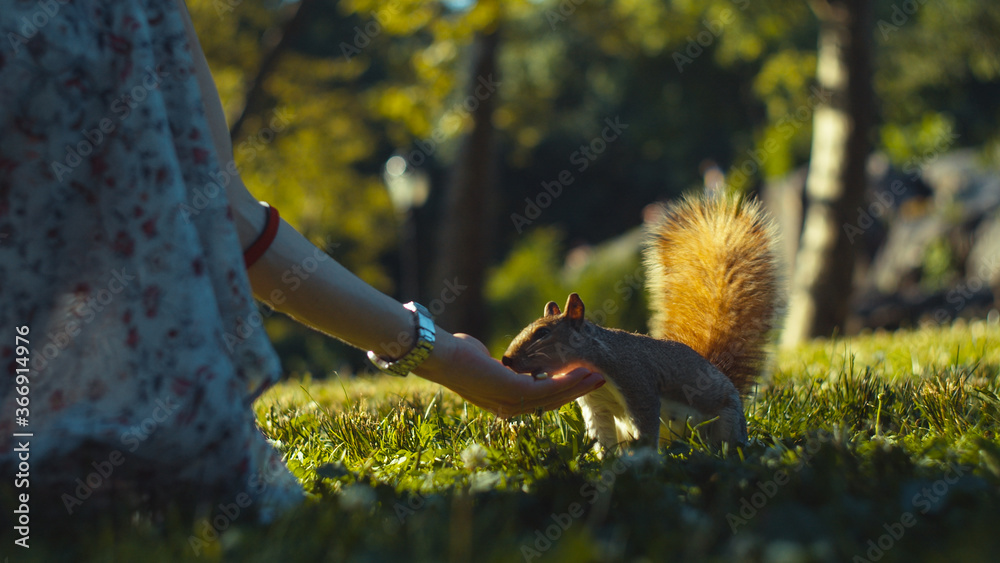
left=229, top=0, right=317, bottom=143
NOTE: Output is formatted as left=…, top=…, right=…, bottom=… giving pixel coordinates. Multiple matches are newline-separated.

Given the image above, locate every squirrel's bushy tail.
left=644, top=193, right=782, bottom=395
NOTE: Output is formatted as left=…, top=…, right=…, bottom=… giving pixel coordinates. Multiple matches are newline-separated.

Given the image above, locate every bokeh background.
left=187, top=0, right=1000, bottom=376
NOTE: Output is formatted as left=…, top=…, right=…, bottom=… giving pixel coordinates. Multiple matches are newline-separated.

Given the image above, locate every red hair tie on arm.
left=243, top=203, right=280, bottom=269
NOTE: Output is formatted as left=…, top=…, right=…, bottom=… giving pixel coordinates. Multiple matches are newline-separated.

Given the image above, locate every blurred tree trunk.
left=783, top=0, right=873, bottom=346
left=429, top=29, right=500, bottom=338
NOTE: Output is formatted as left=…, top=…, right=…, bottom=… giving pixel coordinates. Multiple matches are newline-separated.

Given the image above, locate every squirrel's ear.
left=544, top=301, right=561, bottom=317
left=565, top=293, right=585, bottom=326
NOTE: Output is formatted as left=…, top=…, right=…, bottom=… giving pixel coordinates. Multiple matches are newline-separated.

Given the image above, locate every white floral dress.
left=0, top=0, right=303, bottom=518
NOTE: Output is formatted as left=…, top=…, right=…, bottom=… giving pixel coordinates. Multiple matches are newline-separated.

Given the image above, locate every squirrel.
left=501, top=192, right=782, bottom=450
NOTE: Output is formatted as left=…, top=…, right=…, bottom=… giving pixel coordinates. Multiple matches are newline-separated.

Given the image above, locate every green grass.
left=14, top=320, right=1000, bottom=562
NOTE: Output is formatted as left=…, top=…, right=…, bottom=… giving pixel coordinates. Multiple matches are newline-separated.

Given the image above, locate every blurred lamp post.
left=383, top=154, right=429, bottom=301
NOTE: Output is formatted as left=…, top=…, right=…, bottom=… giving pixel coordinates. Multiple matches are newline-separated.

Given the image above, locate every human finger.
left=493, top=368, right=605, bottom=417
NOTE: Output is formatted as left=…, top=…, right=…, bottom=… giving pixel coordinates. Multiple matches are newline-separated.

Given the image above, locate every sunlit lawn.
left=16, top=320, right=1000, bottom=562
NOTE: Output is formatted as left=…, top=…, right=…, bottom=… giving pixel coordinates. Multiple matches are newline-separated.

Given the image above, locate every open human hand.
left=413, top=332, right=605, bottom=417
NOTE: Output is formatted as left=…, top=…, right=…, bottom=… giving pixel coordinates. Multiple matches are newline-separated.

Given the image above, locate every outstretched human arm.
left=174, top=0, right=604, bottom=415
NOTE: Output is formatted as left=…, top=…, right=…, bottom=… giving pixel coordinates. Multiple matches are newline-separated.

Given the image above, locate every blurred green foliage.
left=485, top=225, right=648, bottom=355
left=187, top=0, right=1000, bottom=375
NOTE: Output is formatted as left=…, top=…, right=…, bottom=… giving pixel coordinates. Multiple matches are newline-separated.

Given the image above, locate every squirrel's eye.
left=534, top=327, right=551, bottom=339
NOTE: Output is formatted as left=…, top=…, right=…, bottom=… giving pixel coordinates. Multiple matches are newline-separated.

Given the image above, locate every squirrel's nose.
left=501, top=355, right=513, bottom=367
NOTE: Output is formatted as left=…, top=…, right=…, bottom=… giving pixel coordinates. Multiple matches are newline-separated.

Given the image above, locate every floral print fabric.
left=0, top=0, right=302, bottom=517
